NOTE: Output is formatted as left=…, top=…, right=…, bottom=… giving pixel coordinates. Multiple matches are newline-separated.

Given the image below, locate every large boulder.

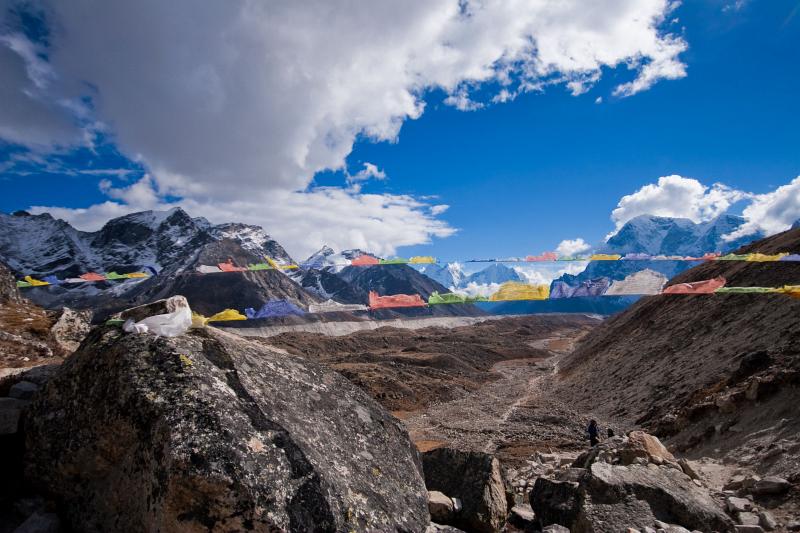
left=421, top=448, right=507, bottom=533
left=618, top=431, right=676, bottom=466
left=24, top=325, right=429, bottom=532
left=532, top=461, right=734, bottom=532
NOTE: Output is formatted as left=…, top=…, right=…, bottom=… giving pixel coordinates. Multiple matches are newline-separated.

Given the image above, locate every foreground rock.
left=531, top=433, right=734, bottom=532
left=422, top=447, right=507, bottom=533
left=24, top=325, right=429, bottom=532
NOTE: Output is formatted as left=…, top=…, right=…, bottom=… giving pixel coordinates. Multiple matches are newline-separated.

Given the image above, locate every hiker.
left=587, top=419, right=600, bottom=447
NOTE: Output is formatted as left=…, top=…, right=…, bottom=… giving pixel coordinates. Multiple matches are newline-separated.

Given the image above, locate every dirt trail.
left=404, top=335, right=594, bottom=465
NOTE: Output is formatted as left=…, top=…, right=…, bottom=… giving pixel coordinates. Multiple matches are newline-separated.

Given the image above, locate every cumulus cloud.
left=556, top=238, right=591, bottom=256
left=610, top=175, right=750, bottom=233
left=723, top=176, right=800, bottom=241
left=4, top=0, right=689, bottom=252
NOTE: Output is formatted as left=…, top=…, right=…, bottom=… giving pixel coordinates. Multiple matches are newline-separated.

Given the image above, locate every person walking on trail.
left=587, top=419, right=600, bottom=447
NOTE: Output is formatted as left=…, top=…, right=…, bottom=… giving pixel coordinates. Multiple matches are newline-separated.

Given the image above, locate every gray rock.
left=653, top=522, right=691, bottom=533
left=531, top=461, right=734, bottom=533
left=787, top=521, right=800, bottom=531
left=9, top=380, right=39, bottom=400
left=530, top=478, right=581, bottom=528
left=542, top=525, right=570, bottom=533
left=725, top=474, right=760, bottom=491
left=752, top=476, right=791, bottom=495
left=758, top=511, right=777, bottom=531
left=678, top=458, right=700, bottom=480
left=12, top=511, right=61, bottom=533
left=426, top=524, right=467, bottom=533
left=429, top=490, right=455, bottom=525
left=734, top=526, right=764, bottom=533
left=507, top=504, right=536, bottom=529
left=50, top=307, right=92, bottom=354
left=727, top=496, right=753, bottom=513
left=0, top=397, right=24, bottom=434
left=117, top=297, right=184, bottom=322
left=737, top=512, right=761, bottom=526
left=24, top=326, right=429, bottom=532
left=422, top=447, right=507, bottom=533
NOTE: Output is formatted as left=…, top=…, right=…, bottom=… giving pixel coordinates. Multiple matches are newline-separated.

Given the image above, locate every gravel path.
left=404, top=335, right=598, bottom=465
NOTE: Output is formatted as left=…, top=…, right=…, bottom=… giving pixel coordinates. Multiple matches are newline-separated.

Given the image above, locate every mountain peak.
left=603, top=214, right=755, bottom=256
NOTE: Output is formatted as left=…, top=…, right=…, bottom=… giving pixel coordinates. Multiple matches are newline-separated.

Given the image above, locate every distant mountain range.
left=0, top=208, right=781, bottom=319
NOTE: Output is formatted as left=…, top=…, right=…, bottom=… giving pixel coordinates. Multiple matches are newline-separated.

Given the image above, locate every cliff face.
left=24, top=325, right=430, bottom=532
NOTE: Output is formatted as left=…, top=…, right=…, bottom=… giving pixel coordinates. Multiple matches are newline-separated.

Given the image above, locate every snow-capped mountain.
left=0, top=208, right=318, bottom=316
left=598, top=214, right=760, bottom=256
left=412, top=262, right=464, bottom=289
left=462, top=263, right=522, bottom=286
left=0, top=208, right=208, bottom=277
left=551, top=214, right=768, bottom=293
left=294, top=246, right=484, bottom=316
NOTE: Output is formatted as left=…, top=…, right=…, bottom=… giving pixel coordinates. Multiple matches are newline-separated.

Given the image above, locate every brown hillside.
left=555, top=227, right=800, bottom=485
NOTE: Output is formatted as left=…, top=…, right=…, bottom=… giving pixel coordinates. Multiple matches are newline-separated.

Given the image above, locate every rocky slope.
left=554, top=225, right=800, bottom=524
left=0, top=261, right=89, bottom=374
left=20, top=324, right=429, bottom=532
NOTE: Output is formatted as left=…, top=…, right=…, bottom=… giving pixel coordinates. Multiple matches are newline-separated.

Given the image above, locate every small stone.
left=451, top=497, right=462, bottom=513
left=678, top=458, right=700, bottom=480
left=737, top=512, right=761, bottom=526
left=734, top=526, right=764, bottom=533
left=725, top=474, right=747, bottom=490
left=627, top=529, right=642, bottom=533
left=692, top=479, right=702, bottom=487
left=758, top=511, right=777, bottom=531
left=9, top=380, right=39, bottom=400
left=428, top=491, right=454, bottom=524
left=542, top=525, right=570, bottom=533
left=752, top=476, right=791, bottom=495
left=786, top=521, right=800, bottom=531
left=727, top=496, right=753, bottom=513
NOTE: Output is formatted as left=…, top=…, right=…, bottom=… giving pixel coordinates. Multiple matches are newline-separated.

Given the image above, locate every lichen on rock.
left=24, top=325, right=429, bottom=532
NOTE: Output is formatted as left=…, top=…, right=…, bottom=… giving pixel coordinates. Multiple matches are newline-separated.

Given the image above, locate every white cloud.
left=347, top=162, right=386, bottom=184
left=4, top=0, right=689, bottom=251
left=610, top=175, right=750, bottom=232
left=430, top=204, right=450, bottom=216
left=556, top=238, right=591, bottom=256
left=453, top=282, right=501, bottom=299
left=723, top=176, right=800, bottom=241
left=29, top=177, right=455, bottom=258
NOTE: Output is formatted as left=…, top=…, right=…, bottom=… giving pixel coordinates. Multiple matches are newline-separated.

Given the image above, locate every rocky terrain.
left=3, top=322, right=431, bottom=532
left=264, top=315, right=598, bottom=420
left=1, top=210, right=798, bottom=531
left=553, top=225, right=800, bottom=528
left=0, top=261, right=90, bottom=377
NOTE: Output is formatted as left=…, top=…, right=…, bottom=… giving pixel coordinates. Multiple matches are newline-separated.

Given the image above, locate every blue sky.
left=1, top=0, right=799, bottom=260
